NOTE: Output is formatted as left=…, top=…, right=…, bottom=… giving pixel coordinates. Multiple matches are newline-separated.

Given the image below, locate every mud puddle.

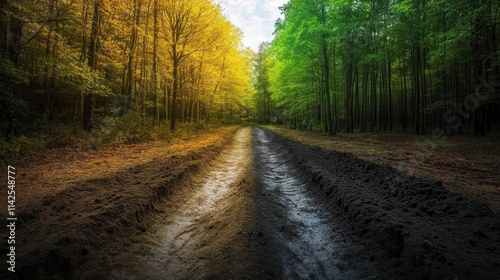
left=253, top=127, right=377, bottom=279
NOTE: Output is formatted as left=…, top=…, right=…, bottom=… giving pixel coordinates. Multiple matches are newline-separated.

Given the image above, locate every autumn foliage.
left=0, top=0, right=253, bottom=137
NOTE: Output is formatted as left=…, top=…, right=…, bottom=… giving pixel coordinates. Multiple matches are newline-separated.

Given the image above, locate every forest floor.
left=1, top=126, right=499, bottom=279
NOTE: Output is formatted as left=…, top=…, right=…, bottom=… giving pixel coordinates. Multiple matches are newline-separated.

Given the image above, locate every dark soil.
left=251, top=127, right=377, bottom=279
left=260, top=128, right=500, bottom=279
left=267, top=126, right=500, bottom=213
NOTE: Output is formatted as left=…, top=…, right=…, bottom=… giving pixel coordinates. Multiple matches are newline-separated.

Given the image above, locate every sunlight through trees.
left=0, top=0, right=253, bottom=135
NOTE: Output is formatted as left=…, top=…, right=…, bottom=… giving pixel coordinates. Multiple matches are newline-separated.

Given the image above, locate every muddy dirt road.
left=107, top=126, right=499, bottom=280
left=119, top=127, right=376, bottom=279
left=130, top=128, right=254, bottom=279
left=4, top=127, right=499, bottom=280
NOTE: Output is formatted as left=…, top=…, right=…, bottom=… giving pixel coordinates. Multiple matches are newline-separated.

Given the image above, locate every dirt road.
left=130, top=127, right=254, bottom=279
left=107, top=127, right=499, bottom=280
left=115, top=127, right=375, bottom=279
left=3, top=127, right=499, bottom=279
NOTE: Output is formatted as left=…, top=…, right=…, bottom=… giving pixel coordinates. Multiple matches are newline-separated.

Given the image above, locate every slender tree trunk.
left=83, top=0, right=101, bottom=131
left=164, top=77, right=170, bottom=123
left=387, top=52, right=393, bottom=131
left=152, top=0, right=159, bottom=124
left=370, top=66, right=377, bottom=132
left=361, top=65, right=369, bottom=133
left=321, top=4, right=334, bottom=135
left=171, top=54, right=179, bottom=131
left=122, top=0, right=141, bottom=115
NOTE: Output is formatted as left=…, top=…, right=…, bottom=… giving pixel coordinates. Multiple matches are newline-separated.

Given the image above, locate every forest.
left=254, top=0, right=500, bottom=136
left=1, top=1, right=500, bottom=279
left=1, top=0, right=253, bottom=158
left=2, top=0, right=500, bottom=157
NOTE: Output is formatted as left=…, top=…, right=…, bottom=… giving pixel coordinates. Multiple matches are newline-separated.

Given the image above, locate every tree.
left=254, top=42, right=272, bottom=123
left=263, top=0, right=500, bottom=135
left=82, top=0, right=101, bottom=131
left=164, top=0, right=216, bottom=131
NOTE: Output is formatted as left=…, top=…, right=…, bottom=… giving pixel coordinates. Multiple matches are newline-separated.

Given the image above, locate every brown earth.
left=0, top=127, right=238, bottom=279
left=114, top=127, right=258, bottom=280
left=1, top=125, right=499, bottom=280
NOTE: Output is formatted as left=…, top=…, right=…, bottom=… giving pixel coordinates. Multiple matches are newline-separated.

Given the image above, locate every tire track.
left=252, top=127, right=377, bottom=279
left=132, top=128, right=252, bottom=279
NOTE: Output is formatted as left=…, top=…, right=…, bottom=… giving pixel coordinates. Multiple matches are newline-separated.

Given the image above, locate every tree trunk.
left=321, top=3, right=334, bottom=136
left=170, top=53, right=179, bottom=131
left=83, top=0, right=101, bottom=131
left=152, top=0, right=159, bottom=124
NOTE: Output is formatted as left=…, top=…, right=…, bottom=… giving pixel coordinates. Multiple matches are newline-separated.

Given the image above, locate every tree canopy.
left=255, top=0, right=500, bottom=135
left=0, top=0, right=253, bottom=137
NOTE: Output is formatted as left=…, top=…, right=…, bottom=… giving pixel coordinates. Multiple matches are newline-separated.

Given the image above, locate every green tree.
left=254, top=42, right=272, bottom=123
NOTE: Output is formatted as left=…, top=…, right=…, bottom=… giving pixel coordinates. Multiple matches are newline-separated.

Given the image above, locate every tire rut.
left=123, top=127, right=378, bottom=279
left=252, top=127, right=377, bottom=279
left=131, top=128, right=252, bottom=279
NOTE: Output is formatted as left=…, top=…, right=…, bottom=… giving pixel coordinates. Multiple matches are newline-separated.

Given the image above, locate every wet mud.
left=258, top=128, right=500, bottom=279
left=252, top=127, right=377, bottom=279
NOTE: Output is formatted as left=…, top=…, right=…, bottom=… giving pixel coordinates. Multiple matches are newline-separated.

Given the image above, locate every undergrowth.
left=0, top=113, right=219, bottom=164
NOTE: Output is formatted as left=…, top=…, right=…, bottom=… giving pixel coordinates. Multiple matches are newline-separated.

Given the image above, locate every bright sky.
left=218, top=0, right=288, bottom=52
